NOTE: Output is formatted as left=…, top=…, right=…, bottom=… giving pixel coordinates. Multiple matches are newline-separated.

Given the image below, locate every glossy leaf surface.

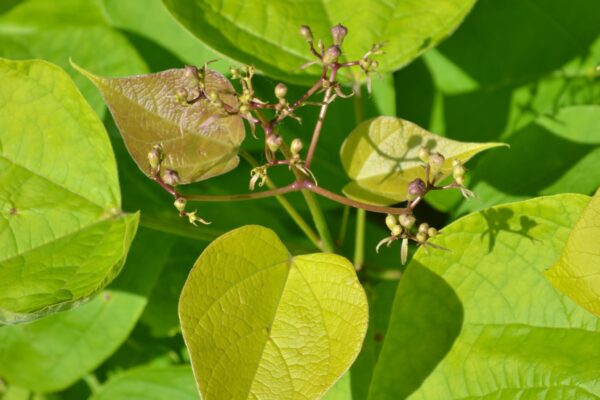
left=179, top=225, right=368, bottom=400
left=0, top=229, right=174, bottom=392
left=75, top=64, right=245, bottom=184
left=162, top=0, right=476, bottom=84
left=546, top=189, right=600, bottom=317
left=369, top=194, right=600, bottom=399
left=340, top=116, right=504, bottom=204
left=0, top=59, right=138, bottom=324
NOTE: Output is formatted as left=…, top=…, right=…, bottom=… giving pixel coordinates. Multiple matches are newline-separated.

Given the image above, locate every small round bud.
left=229, top=66, right=240, bottom=79
left=385, top=214, right=397, bottom=231
left=208, top=91, right=219, bottom=103
left=418, top=223, right=430, bottom=234
left=427, top=227, right=438, bottom=237
left=369, top=60, right=379, bottom=70
left=391, top=225, right=402, bottom=237
left=429, top=152, right=445, bottom=174
left=399, top=214, right=416, bottom=229
left=331, top=24, right=348, bottom=46
left=407, top=178, right=427, bottom=199
left=453, top=161, right=466, bottom=179
left=455, top=175, right=465, bottom=186
left=323, top=45, right=341, bottom=65
left=162, top=169, right=180, bottom=186
left=174, top=197, right=186, bottom=213
left=300, top=25, right=313, bottom=41
left=239, top=104, right=250, bottom=114
left=184, top=65, right=198, bottom=79
left=418, top=146, right=430, bottom=163
left=274, top=83, right=288, bottom=99
left=266, top=135, right=282, bottom=152
left=148, top=145, right=162, bottom=170
left=291, top=138, right=303, bottom=155
left=416, top=232, right=427, bottom=243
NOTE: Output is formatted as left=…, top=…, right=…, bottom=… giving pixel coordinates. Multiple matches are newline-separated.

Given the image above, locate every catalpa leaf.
left=369, top=194, right=600, bottom=399
left=162, top=0, right=477, bottom=85
left=340, top=116, right=505, bottom=205
left=74, top=62, right=245, bottom=184
left=546, top=188, right=600, bottom=317
left=0, top=229, right=174, bottom=392
left=0, top=59, right=138, bottom=324
left=179, top=225, right=368, bottom=400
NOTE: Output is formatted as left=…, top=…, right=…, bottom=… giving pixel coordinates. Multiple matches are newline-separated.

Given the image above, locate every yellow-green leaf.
left=179, top=225, right=368, bottom=400
left=340, top=116, right=505, bottom=204
left=74, top=63, right=245, bottom=184
left=546, top=188, right=600, bottom=317
left=0, top=59, right=138, bottom=324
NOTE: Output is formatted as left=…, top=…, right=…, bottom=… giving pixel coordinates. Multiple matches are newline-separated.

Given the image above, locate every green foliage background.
left=0, top=0, right=598, bottom=399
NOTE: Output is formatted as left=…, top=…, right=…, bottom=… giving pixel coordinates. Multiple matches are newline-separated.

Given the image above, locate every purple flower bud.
left=323, top=45, right=341, bottom=65
left=331, top=24, right=348, bottom=46
left=300, top=25, right=313, bottom=41
left=407, top=178, right=426, bottom=199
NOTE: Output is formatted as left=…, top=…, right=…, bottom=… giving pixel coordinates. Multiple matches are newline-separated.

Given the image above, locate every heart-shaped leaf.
left=0, top=59, right=139, bottom=324
left=369, top=194, right=600, bottom=399
left=179, top=225, right=368, bottom=400
left=162, top=0, right=477, bottom=85
left=74, top=63, right=245, bottom=184
left=340, top=116, right=505, bottom=204
left=546, top=188, right=600, bottom=317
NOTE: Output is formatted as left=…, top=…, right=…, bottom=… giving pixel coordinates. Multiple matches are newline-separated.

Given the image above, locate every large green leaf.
left=162, top=0, right=476, bottom=85
left=92, top=366, right=198, bottom=400
left=368, top=194, right=600, bottom=399
left=0, top=59, right=139, bottom=324
left=0, top=229, right=175, bottom=392
left=75, top=64, right=245, bottom=184
left=546, top=189, right=600, bottom=317
left=179, top=225, right=368, bottom=400
left=0, top=0, right=147, bottom=116
left=340, top=116, right=504, bottom=204
left=394, top=0, right=600, bottom=213
left=99, top=0, right=227, bottom=73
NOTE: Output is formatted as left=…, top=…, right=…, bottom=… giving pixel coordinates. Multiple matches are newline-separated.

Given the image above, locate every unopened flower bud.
left=453, top=160, right=466, bottom=179
left=300, top=25, right=313, bottom=42
left=391, top=225, right=402, bottom=237
left=407, top=178, right=426, bottom=200
left=429, top=152, right=445, bottom=174
left=427, top=227, right=438, bottom=237
left=291, top=138, right=303, bottom=155
left=416, top=232, right=427, bottom=243
left=184, top=65, right=198, bottom=79
left=147, top=145, right=162, bottom=170
left=239, top=104, right=250, bottom=114
left=162, top=169, right=180, bottom=186
left=399, top=214, right=416, bottom=229
left=266, top=135, right=282, bottom=152
left=331, top=24, right=348, bottom=46
left=418, top=223, right=430, bottom=234
left=174, top=197, right=186, bottom=213
left=385, top=214, right=397, bottom=231
left=229, top=66, right=240, bottom=79
left=418, top=146, right=430, bottom=163
left=455, top=175, right=465, bottom=186
left=323, top=45, right=341, bottom=65
left=274, top=83, right=287, bottom=99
